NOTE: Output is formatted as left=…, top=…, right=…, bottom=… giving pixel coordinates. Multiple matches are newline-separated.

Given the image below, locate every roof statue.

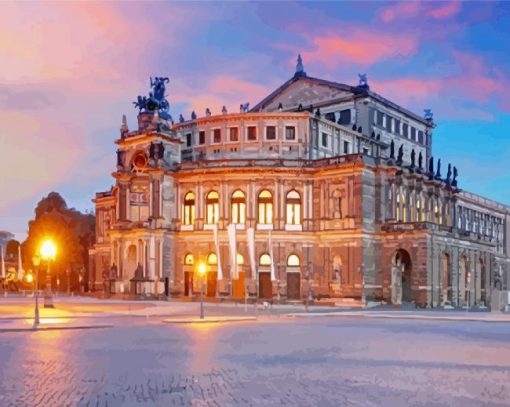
left=435, top=158, right=442, bottom=180
left=452, top=166, right=458, bottom=187
left=428, top=157, right=434, bottom=180
left=191, top=111, right=197, bottom=120
left=133, top=76, right=172, bottom=121
left=418, top=151, right=423, bottom=171
left=446, top=163, right=452, bottom=185
left=205, top=108, right=211, bottom=117
left=120, top=114, right=129, bottom=139
left=179, top=114, right=185, bottom=123
left=396, top=145, right=403, bottom=165
left=410, top=149, right=416, bottom=169
left=222, top=105, right=228, bottom=114
left=240, top=102, right=250, bottom=113
left=424, top=109, right=434, bottom=121
left=295, top=54, right=306, bottom=78
left=358, top=73, right=369, bottom=90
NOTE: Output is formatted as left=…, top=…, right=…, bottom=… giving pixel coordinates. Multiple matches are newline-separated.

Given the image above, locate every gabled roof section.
left=250, top=74, right=358, bottom=113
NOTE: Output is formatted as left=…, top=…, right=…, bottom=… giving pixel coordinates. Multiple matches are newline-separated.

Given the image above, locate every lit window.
left=183, top=192, right=195, bottom=225
left=236, top=253, right=244, bottom=265
left=206, top=191, right=220, bottom=224
left=286, top=190, right=301, bottom=225
left=199, top=131, right=205, bottom=145
left=287, top=254, right=300, bottom=267
left=184, top=253, right=194, bottom=265
left=207, top=252, right=217, bottom=265
left=259, top=253, right=271, bottom=266
left=231, top=190, right=246, bottom=224
left=258, top=190, right=273, bottom=224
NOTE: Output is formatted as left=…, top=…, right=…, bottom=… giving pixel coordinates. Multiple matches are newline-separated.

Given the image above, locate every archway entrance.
left=286, top=254, right=301, bottom=300
left=391, top=249, right=412, bottom=305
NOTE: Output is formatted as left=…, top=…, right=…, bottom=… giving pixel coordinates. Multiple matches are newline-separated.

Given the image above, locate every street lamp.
left=40, top=240, right=56, bottom=308
left=198, top=262, right=206, bottom=319
left=32, top=255, right=40, bottom=329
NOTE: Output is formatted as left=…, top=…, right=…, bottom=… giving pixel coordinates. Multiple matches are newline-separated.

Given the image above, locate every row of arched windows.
left=394, top=186, right=449, bottom=225
left=182, top=189, right=302, bottom=226
left=183, top=253, right=301, bottom=267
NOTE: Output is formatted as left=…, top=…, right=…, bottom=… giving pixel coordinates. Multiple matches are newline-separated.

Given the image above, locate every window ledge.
left=256, top=224, right=273, bottom=231
left=285, top=224, right=302, bottom=231
left=180, top=225, right=194, bottom=231
left=204, top=224, right=218, bottom=230
left=234, top=224, right=246, bottom=230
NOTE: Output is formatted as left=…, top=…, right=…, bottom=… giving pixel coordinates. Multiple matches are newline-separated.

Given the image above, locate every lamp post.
left=198, top=262, right=206, bottom=319
left=32, top=255, right=40, bottom=329
left=40, top=240, right=56, bottom=309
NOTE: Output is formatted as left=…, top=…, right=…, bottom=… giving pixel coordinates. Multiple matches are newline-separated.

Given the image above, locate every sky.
left=1, top=1, right=509, bottom=241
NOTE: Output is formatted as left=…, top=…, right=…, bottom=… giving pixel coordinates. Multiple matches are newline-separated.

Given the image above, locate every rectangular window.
left=377, top=111, right=383, bottom=126
left=199, top=131, right=205, bottom=145
left=340, top=109, right=351, bottom=125
left=229, top=127, right=239, bottom=142
left=213, top=129, right=221, bottom=143
left=186, top=133, right=192, bottom=147
left=411, top=127, right=416, bottom=141
left=321, top=132, right=328, bottom=147
left=418, top=130, right=424, bottom=144
left=386, top=116, right=392, bottom=132
left=247, top=126, right=257, bottom=141
left=403, top=123, right=409, bottom=138
left=363, top=147, right=369, bottom=155
left=394, top=119, right=401, bottom=135
left=325, top=112, right=336, bottom=122
left=266, top=126, right=276, bottom=140
left=343, top=141, right=350, bottom=154
left=285, top=126, right=296, bottom=140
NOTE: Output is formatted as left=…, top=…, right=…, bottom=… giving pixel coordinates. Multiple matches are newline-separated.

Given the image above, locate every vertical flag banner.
left=247, top=227, right=257, bottom=280
left=1, top=246, right=5, bottom=279
left=17, top=245, right=24, bottom=281
left=269, top=231, right=276, bottom=281
left=213, top=224, right=223, bottom=280
left=227, top=224, right=238, bottom=279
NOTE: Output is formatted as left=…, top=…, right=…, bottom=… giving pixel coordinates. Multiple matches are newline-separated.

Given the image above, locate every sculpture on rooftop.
left=452, top=166, right=458, bottom=187
left=424, top=109, right=434, bottom=121
left=410, top=149, right=416, bottom=169
left=358, top=73, right=369, bottom=90
left=428, top=157, right=434, bottom=180
left=435, top=158, right=442, bottom=180
left=396, top=145, right=403, bottom=165
left=133, top=76, right=172, bottom=121
left=295, top=54, right=306, bottom=77
left=418, top=151, right=423, bottom=171
left=446, top=164, right=452, bottom=185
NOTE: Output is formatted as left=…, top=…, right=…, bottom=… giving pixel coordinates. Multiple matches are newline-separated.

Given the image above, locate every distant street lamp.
left=198, top=262, right=206, bottom=319
left=32, top=255, right=40, bottom=329
left=40, top=240, right=56, bottom=308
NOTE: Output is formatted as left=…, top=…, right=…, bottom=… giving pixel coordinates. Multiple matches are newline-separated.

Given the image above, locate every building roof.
left=251, top=73, right=433, bottom=127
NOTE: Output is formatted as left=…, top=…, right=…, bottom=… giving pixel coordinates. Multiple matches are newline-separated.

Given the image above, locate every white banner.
left=247, top=227, right=257, bottom=280
left=269, top=231, right=276, bottom=281
left=227, top=224, right=238, bottom=279
left=17, top=245, right=24, bottom=281
left=213, top=224, right=223, bottom=280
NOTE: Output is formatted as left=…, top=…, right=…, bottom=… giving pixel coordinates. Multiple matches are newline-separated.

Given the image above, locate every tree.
left=22, top=192, right=95, bottom=292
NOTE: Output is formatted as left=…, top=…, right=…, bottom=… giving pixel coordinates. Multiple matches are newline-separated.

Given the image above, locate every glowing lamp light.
left=198, top=262, right=206, bottom=276
left=40, top=240, right=57, bottom=261
left=26, top=274, right=34, bottom=284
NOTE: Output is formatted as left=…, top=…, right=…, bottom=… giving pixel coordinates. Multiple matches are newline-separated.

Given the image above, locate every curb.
left=287, top=313, right=510, bottom=323
left=162, top=316, right=257, bottom=324
left=0, top=324, right=114, bottom=333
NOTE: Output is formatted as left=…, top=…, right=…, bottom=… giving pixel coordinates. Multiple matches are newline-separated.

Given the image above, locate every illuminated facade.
left=89, top=58, right=510, bottom=307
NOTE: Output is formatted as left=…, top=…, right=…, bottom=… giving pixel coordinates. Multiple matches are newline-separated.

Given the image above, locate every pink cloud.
left=301, top=29, right=418, bottom=68
left=378, top=1, right=461, bottom=23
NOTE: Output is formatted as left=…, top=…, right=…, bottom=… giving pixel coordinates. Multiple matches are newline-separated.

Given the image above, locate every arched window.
left=287, top=254, right=300, bottom=267
left=184, top=253, right=194, bottom=265
left=183, top=192, right=195, bottom=225
left=206, top=191, right=220, bottom=224
left=207, top=252, right=217, bottom=265
left=236, top=253, right=244, bottom=265
left=259, top=253, right=271, bottom=266
left=286, top=190, right=301, bottom=225
left=258, top=190, right=273, bottom=224
left=416, top=193, right=422, bottom=222
left=231, top=190, right=246, bottom=224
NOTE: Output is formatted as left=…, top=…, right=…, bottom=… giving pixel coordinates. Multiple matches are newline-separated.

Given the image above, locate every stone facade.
left=89, top=61, right=510, bottom=308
